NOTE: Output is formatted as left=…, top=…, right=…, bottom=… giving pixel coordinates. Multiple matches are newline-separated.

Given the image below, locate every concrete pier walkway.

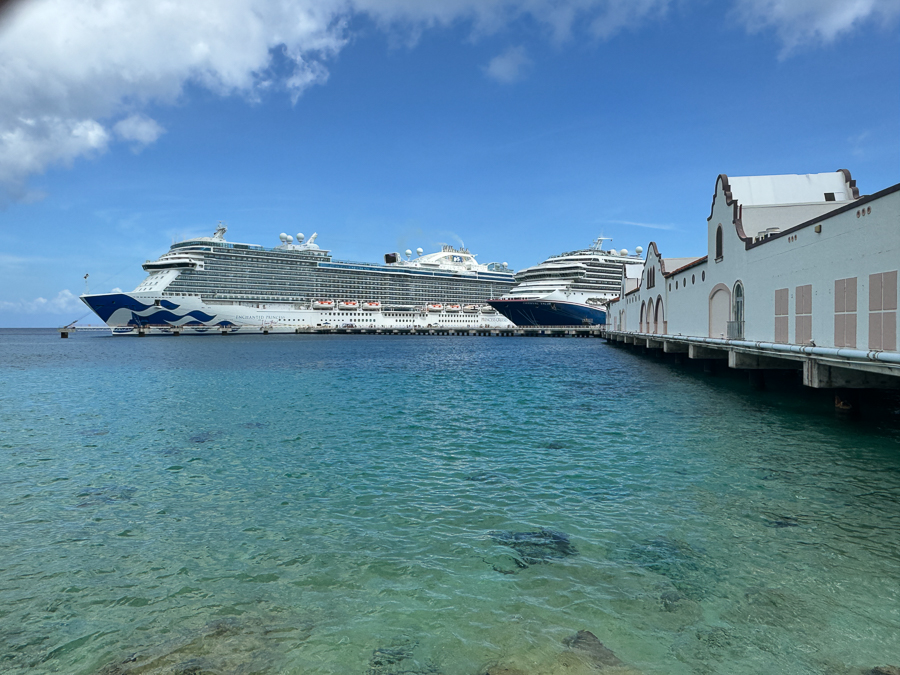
left=602, top=329, right=900, bottom=389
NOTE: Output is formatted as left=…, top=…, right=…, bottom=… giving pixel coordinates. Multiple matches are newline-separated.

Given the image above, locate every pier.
left=602, top=328, right=900, bottom=390
left=60, top=325, right=606, bottom=338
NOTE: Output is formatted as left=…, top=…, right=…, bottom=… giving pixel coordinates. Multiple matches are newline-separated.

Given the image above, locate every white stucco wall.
left=609, top=174, right=900, bottom=352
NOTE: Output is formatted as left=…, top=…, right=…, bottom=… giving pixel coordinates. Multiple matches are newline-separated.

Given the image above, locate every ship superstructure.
left=81, top=224, right=517, bottom=334
left=488, top=237, right=643, bottom=326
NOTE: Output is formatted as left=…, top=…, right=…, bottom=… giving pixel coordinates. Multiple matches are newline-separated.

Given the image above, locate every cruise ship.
left=80, top=224, right=517, bottom=334
left=487, top=238, right=643, bottom=326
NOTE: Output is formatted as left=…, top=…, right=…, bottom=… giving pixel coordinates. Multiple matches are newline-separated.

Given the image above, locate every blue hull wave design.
left=82, top=293, right=156, bottom=322
left=126, top=309, right=217, bottom=326
left=487, top=299, right=606, bottom=327
left=82, top=293, right=217, bottom=326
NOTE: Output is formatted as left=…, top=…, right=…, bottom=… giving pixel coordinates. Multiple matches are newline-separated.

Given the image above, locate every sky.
left=0, top=0, right=897, bottom=327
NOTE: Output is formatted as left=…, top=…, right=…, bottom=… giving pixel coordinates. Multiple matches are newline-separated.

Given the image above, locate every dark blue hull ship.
left=487, top=298, right=607, bottom=326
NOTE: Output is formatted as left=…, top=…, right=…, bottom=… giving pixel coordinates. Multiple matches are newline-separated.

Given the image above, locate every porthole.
left=867, top=206, right=871, bottom=214
left=702, top=271, right=706, bottom=281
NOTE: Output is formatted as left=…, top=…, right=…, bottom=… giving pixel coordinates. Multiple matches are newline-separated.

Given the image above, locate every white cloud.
left=114, top=114, right=166, bottom=148
left=0, top=116, right=109, bottom=198
left=0, top=0, right=348, bottom=197
left=607, top=219, right=679, bottom=231
left=733, top=0, right=900, bottom=54
left=485, top=45, right=531, bottom=83
left=0, top=289, right=84, bottom=314
left=0, top=0, right=893, bottom=198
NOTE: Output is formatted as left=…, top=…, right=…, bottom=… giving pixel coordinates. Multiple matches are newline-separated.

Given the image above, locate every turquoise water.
left=1, top=329, right=898, bottom=675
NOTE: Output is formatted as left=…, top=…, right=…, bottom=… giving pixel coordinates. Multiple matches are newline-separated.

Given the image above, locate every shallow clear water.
left=1, top=329, right=898, bottom=675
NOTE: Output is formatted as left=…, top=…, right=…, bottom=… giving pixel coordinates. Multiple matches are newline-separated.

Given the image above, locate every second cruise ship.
left=80, top=224, right=517, bottom=334
left=487, top=237, right=643, bottom=326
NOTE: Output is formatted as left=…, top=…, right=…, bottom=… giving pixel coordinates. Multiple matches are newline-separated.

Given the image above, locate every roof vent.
left=824, top=192, right=836, bottom=202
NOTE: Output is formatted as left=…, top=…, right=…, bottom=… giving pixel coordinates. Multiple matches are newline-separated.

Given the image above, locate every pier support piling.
left=663, top=341, right=688, bottom=354
left=803, top=360, right=900, bottom=389
left=689, top=344, right=728, bottom=360
left=728, top=351, right=800, bottom=370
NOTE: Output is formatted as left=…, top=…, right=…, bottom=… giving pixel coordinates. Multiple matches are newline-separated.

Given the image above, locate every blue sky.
left=0, top=0, right=898, bottom=326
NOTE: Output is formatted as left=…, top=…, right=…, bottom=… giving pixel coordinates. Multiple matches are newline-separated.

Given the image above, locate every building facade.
left=609, top=170, right=900, bottom=353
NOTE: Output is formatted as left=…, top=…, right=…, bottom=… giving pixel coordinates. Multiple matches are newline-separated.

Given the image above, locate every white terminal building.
left=605, top=170, right=900, bottom=390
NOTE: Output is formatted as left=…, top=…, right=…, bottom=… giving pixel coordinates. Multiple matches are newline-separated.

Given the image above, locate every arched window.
left=733, top=281, right=744, bottom=324
left=640, top=301, right=646, bottom=331
left=715, top=226, right=723, bottom=260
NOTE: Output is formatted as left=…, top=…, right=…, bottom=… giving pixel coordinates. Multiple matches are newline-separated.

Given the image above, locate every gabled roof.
left=661, top=257, right=703, bottom=276
left=728, top=171, right=857, bottom=207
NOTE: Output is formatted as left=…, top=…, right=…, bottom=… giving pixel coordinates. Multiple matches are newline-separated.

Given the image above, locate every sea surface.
left=1, top=329, right=898, bottom=675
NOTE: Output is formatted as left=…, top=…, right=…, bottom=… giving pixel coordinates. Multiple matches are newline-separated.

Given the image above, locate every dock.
left=59, top=325, right=606, bottom=338
left=602, top=329, right=900, bottom=390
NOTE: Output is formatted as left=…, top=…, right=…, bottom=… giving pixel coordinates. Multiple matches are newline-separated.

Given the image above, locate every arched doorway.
left=709, top=284, right=730, bottom=337
left=655, top=297, right=665, bottom=335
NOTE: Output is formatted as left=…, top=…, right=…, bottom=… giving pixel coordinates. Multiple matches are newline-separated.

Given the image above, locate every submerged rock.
left=489, top=528, right=578, bottom=566
left=92, top=611, right=309, bottom=675
left=172, top=657, right=219, bottom=674
left=623, top=536, right=712, bottom=600
left=366, top=637, right=442, bottom=675
left=659, top=590, right=682, bottom=612
left=867, top=667, right=900, bottom=675
left=563, top=630, right=623, bottom=668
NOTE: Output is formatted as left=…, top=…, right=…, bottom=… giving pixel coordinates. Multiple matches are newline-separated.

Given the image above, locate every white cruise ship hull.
left=80, top=292, right=514, bottom=334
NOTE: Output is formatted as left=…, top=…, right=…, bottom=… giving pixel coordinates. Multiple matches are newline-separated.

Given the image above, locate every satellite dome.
left=502, top=262, right=508, bottom=268
left=620, top=249, right=628, bottom=256
left=635, top=246, right=643, bottom=255
left=279, top=233, right=287, bottom=242
left=296, top=233, right=305, bottom=242
left=416, top=247, right=423, bottom=256
left=405, top=249, right=412, bottom=257
left=286, top=235, right=294, bottom=243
